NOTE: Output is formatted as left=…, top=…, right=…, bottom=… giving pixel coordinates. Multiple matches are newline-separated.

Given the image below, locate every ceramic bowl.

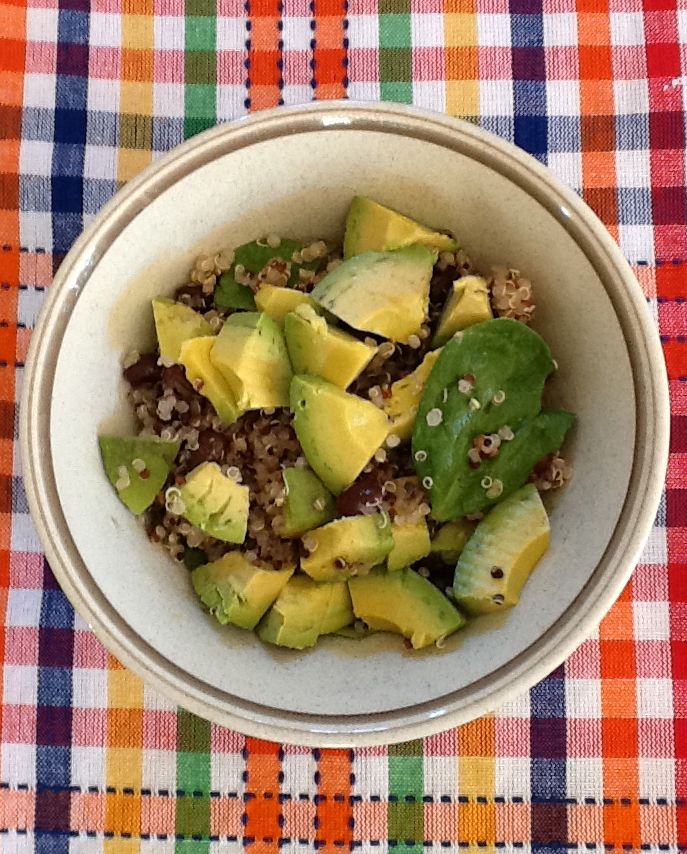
left=21, top=102, right=669, bottom=746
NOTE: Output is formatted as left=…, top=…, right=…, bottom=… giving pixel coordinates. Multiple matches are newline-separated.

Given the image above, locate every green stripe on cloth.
left=185, top=0, right=216, bottom=138
left=388, top=740, right=424, bottom=850
left=176, top=710, right=211, bottom=852
left=378, top=0, right=412, bottom=104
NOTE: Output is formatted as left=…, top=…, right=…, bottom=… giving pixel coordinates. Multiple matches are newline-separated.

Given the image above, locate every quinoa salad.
left=99, top=196, right=574, bottom=650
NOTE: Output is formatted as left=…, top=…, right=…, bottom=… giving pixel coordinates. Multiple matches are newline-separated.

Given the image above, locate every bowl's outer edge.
left=20, top=101, right=670, bottom=746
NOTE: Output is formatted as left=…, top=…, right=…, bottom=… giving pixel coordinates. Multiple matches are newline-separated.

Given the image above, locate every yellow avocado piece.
left=290, top=374, right=390, bottom=495
left=255, top=285, right=321, bottom=328
left=348, top=566, right=465, bottom=649
left=431, top=519, right=477, bottom=564
left=192, top=553, right=294, bottom=630
left=210, top=312, right=293, bottom=409
left=178, top=336, right=242, bottom=426
left=284, top=304, right=377, bottom=389
left=382, top=349, right=441, bottom=443
left=152, top=298, right=214, bottom=362
left=433, top=276, right=493, bottom=347
left=178, top=462, right=250, bottom=544
left=452, top=484, right=550, bottom=615
left=311, top=246, right=435, bottom=344
left=257, top=576, right=353, bottom=649
left=387, top=519, right=432, bottom=572
left=300, top=513, right=394, bottom=582
left=343, top=196, right=459, bottom=259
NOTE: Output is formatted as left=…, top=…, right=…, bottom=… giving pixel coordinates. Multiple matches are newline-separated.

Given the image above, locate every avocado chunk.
left=348, top=566, right=465, bottom=649
left=99, top=434, right=180, bottom=515
left=387, top=519, right=432, bottom=571
left=382, top=349, right=441, bottom=443
left=281, top=467, right=336, bottom=537
left=178, top=462, right=249, bottom=543
left=255, top=285, right=320, bottom=328
left=214, top=274, right=256, bottom=311
left=343, top=196, right=459, bottom=259
left=300, top=513, right=394, bottom=582
left=433, top=276, right=493, bottom=347
left=311, top=246, right=435, bottom=344
left=192, top=552, right=294, bottom=629
left=290, top=375, right=390, bottom=495
left=178, top=336, right=242, bottom=426
left=284, top=305, right=377, bottom=388
left=431, top=519, right=476, bottom=564
left=453, top=484, right=549, bottom=614
left=210, top=312, right=293, bottom=409
left=257, top=576, right=353, bottom=649
left=412, top=318, right=575, bottom=520
left=152, top=298, right=214, bottom=363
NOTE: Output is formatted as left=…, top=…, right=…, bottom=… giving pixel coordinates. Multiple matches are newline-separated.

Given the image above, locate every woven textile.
left=1, top=0, right=686, bottom=848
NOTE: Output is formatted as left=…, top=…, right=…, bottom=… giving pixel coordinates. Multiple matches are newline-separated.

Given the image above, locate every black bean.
left=336, top=475, right=384, bottom=517
left=174, top=283, right=204, bottom=301
left=123, top=352, right=162, bottom=387
left=161, top=364, right=199, bottom=403
left=184, top=428, right=230, bottom=471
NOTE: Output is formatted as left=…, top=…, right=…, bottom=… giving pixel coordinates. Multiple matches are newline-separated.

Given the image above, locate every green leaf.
left=214, top=273, right=257, bottom=310
left=412, top=318, right=574, bottom=520
left=229, top=238, right=328, bottom=290
left=234, top=238, right=302, bottom=273
left=183, top=547, right=208, bottom=572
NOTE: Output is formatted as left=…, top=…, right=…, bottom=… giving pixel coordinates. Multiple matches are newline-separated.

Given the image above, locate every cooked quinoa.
left=122, top=240, right=571, bottom=591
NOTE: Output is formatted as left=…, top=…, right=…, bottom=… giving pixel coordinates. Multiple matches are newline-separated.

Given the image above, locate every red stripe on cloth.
left=316, top=749, right=353, bottom=852
left=312, top=0, right=347, bottom=100
left=248, top=0, right=283, bottom=111
left=0, top=0, right=24, bottom=778
left=644, top=0, right=687, bottom=260
left=244, top=738, right=282, bottom=853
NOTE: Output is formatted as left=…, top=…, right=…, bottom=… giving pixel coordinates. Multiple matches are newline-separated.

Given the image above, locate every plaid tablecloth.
left=1, top=0, right=686, bottom=848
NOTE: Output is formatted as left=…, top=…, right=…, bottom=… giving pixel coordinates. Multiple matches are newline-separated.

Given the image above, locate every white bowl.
left=21, top=102, right=669, bottom=746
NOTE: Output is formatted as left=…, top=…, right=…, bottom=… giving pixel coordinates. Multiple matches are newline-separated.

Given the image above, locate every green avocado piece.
left=412, top=318, right=574, bottom=521
left=348, top=566, right=465, bottom=649
left=152, top=298, right=214, bottom=363
left=432, top=276, right=493, bottom=347
left=178, top=462, right=249, bottom=543
left=284, top=304, right=377, bottom=388
left=257, top=576, right=353, bottom=649
left=192, top=552, right=294, bottom=629
left=214, top=273, right=257, bottom=311
left=99, top=434, right=180, bottom=515
left=300, top=513, right=394, bottom=582
left=255, top=285, right=321, bottom=328
left=453, top=484, right=549, bottom=615
left=431, top=519, right=477, bottom=564
left=178, top=336, right=242, bottom=426
left=387, top=519, right=432, bottom=571
left=281, top=467, right=336, bottom=538
left=382, top=349, right=441, bottom=443
left=290, top=374, right=390, bottom=495
left=210, top=312, right=293, bottom=409
left=311, top=246, right=435, bottom=344
left=343, top=196, right=459, bottom=259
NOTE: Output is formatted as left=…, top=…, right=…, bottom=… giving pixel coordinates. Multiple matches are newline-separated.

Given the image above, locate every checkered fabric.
left=1, top=0, right=686, bottom=848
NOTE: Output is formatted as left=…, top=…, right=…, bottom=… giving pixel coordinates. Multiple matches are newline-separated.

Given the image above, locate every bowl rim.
left=20, top=101, right=670, bottom=746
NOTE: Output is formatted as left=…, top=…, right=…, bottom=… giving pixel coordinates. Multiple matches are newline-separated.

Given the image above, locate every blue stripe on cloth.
left=510, top=0, right=547, bottom=163
left=51, top=0, right=90, bottom=255
left=35, top=559, right=75, bottom=854
left=530, top=665, right=567, bottom=851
